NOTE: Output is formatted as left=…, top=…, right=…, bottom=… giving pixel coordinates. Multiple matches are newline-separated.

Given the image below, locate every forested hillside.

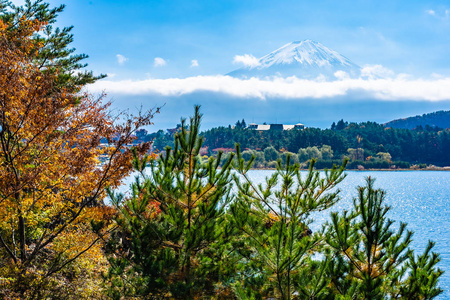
left=139, top=120, right=450, bottom=167
left=385, top=110, right=450, bottom=129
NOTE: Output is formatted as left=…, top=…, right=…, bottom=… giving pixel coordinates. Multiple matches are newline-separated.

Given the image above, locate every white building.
left=248, top=123, right=305, bottom=131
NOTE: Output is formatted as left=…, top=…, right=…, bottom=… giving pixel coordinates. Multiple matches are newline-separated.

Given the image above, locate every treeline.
left=139, top=119, right=450, bottom=167
left=385, top=110, right=450, bottom=130
left=219, top=145, right=409, bottom=170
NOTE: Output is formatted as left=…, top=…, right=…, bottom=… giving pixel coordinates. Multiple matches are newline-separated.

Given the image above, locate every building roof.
left=248, top=123, right=305, bottom=131
left=257, top=125, right=271, bottom=130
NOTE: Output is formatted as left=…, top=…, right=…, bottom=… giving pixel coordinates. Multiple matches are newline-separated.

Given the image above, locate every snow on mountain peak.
left=261, top=40, right=352, bottom=67
left=228, top=40, right=361, bottom=79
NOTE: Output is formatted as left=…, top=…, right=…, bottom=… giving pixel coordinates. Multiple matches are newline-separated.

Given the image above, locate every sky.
left=10, top=0, right=450, bottom=130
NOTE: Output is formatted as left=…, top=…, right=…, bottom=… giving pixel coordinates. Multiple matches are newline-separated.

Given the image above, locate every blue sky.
left=35, top=0, right=450, bottom=78
left=11, top=0, right=450, bottom=129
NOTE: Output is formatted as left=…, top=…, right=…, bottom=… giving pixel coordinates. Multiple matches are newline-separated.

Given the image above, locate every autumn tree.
left=0, top=7, right=156, bottom=299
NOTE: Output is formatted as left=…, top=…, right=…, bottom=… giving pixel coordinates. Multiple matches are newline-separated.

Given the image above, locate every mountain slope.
left=384, top=110, right=450, bottom=129
left=227, top=40, right=361, bottom=79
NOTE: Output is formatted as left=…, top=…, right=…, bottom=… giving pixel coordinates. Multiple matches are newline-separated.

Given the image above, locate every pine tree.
left=106, top=106, right=237, bottom=299
left=1, top=0, right=105, bottom=90
left=335, top=119, right=348, bottom=130
left=105, top=110, right=444, bottom=299
left=325, top=177, right=443, bottom=299
left=231, top=163, right=443, bottom=299
left=231, top=151, right=347, bottom=299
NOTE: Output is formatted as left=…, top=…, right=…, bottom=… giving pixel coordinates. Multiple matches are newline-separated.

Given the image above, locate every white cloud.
left=431, top=73, right=444, bottom=79
left=190, top=59, right=199, bottom=67
left=334, top=71, right=350, bottom=80
left=154, top=57, right=167, bottom=67
left=396, top=73, right=413, bottom=80
left=116, top=54, right=128, bottom=65
left=107, top=73, right=116, bottom=78
left=89, top=75, right=450, bottom=101
left=426, top=8, right=450, bottom=20
left=233, top=54, right=260, bottom=68
left=361, top=65, right=395, bottom=79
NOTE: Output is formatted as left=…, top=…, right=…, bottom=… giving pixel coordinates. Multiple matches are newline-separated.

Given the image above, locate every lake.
left=118, top=170, right=450, bottom=298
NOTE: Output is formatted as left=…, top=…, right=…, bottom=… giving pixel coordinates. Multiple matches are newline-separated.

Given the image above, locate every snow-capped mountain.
left=227, top=40, right=361, bottom=79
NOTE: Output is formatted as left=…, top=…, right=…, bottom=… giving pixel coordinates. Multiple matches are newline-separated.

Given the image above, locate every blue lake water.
left=118, top=170, right=450, bottom=298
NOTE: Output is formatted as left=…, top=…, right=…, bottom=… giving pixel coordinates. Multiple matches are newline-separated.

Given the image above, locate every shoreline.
left=247, top=167, right=450, bottom=171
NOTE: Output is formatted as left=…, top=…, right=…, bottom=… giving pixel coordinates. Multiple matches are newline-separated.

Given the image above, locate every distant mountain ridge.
left=227, top=39, right=361, bottom=79
left=384, top=110, right=450, bottom=129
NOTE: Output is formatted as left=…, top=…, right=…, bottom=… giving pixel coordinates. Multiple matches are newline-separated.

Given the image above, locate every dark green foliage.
left=314, top=159, right=348, bottom=169
left=333, top=119, right=349, bottom=131
left=235, top=119, right=247, bottom=128
left=144, top=129, right=175, bottom=151
left=105, top=106, right=237, bottom=299
left=231, top=151, right=348, bottom=299
left=399, top=241, right=444, bottom=299
left=347, top=159, right=389, bottom=169
left=1, top=0, right=104, bottom=90
left=385, top=110, right=450, bottom=130
left=107, top=109, right=444, bottom=299
left=143, top=120, right=449, bottom=166
left=144, top=120, right=450, bottom=166
left=325, top=177, right=443, bottom=299
left=393, top=160, right=411, bottom=169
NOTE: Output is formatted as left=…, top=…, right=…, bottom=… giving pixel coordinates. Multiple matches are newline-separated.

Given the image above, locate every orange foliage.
left=143, top=200, right=162, bottom=220
left=0, top=16, right=156, bottom=297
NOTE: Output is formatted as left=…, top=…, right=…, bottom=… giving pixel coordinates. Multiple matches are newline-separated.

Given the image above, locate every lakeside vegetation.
left=137, top=118, right=450, bottom=170
left=104, top=107, right=443, bottom=299
left=0, top=1, right=445, bottom=299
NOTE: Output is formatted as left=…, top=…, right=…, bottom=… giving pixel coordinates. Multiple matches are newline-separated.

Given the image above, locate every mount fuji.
left=227, top=40, right=361, bottom=80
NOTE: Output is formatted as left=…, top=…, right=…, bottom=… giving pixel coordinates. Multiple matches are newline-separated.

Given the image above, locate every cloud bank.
left=90, top=74, right=450, bottom=101
left=361, top=65, right=395, bottom=79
